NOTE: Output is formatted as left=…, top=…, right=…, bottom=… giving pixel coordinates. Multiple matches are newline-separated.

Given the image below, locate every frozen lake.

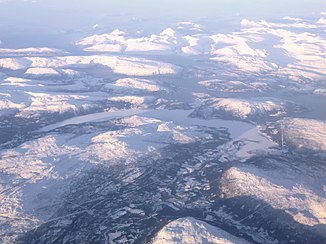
left=39, top=108, right=274, bottom=159
left=40, top=108, right=253, bottom=137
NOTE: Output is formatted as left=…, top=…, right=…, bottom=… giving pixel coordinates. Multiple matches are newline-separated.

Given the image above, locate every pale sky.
left=0, top=0, right=325, bottom=47
left=1, top=0, right=325, bottom=21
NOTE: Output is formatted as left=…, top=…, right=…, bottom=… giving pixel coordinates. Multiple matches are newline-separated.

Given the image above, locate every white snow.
left=235, top=125, right=276, bottom=160
left=77, top=26, right=211, bottom=56
left=76, top=28, right=175, bottom=55
left=38, top=108, right=261, bottom=142
left=84, top=43, right=124, bottom=53
left=0, top=55, right=180, bottom=76
left=0, top=58, right=31, bottom=70
left=212, top=18, right=326, bottom=79
left=25, top=67, right=61, bottom=76
left=4, top=77, right=32, bottom=83
left=314, top=88, right=326, bottom=96
left=1, top=16, right=323, bottom=82
left=317, top=17, right=326, bottom=25
left=281, top=118, right=326, bottom=151
left=0, top=93, right=26, bottom=115
left=0, top=116, right=207, bottom=241
left=220, top=165, right=326, bottom=226
left=108, top=96, right=154, bottom=108
left=0, top=135, right=89, bottom=242
left=283, top=16, right=302, bottom=21
left=142, top=109, right=254, bottom=138
left=0, top=47, right=67, bottom=56
left=194, top=97, right=296, bottom=119
left=39, top=109, right=146, bottom=132
left=199, top=79, right=268, bottom=93
left=2, top=106, right=256, bottom=241
left=152, top=217, right=250, bottom=244
left=241, top=19, right=264, bottom=28
left=17, top=92, right=88, bottom=117
left=112, top=78, right=163, bottom=92
left=35, top=106, right=275, bottom=163
left=0, top=15, right=325, bottom=243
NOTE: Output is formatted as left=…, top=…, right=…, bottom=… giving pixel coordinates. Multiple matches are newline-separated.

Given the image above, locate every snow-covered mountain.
left=75, top=17, right=326, bottom=83
left=191, top=97, right=305, bottom=121
left=152, top=217, right=250, bottom=244
left=0, top=55, right=180, bottom=76
left=280, top=118, right=326, bottom=151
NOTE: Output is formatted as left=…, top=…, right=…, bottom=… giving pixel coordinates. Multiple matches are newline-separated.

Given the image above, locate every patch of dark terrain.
left=0, top=118, right=128, bottom=156
left=0, top=112, right=74, bottom=148
left=212, top=196, right=326, bottom=244
left=19, top=128, right=236, bottom=244
left=210, top=151, right=326, bottom=244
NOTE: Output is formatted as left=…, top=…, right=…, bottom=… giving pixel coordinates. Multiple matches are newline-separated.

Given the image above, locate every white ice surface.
left=39, top=109, right=253, bottom=138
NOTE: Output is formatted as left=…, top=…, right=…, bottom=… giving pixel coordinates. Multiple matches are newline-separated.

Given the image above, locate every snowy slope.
left=76, top=28, right=178, bottom=55
left=152, top=217, right=250, bottom=244
left=281, top=118, right=326, bottom=151
left=0, top=55, right=180, bottom=76
left=0, top=47, right=68, bottom=56
left=192, top=97, right=304, bottom=120
left=220, top=164, right=326, bottom=227
left=0, top=75, right=165, bottom=120
left=103, top=78, right=165, bottom=94
left=74, top=16, right=326, bottom=83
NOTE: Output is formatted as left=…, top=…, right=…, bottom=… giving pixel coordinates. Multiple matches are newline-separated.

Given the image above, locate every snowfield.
left=76, top=28, right=177, bottom=55
left=17, top=92, right=88, bottom=117
left=0, top=93, right=26, bottom=116
left=281, top=118, right=326, bottom=151
left=74, top=16, right=326, bottom=83
left=192, top=97, right=303, bottom=120
left=0, top=57, right=31, bottom=70
left=220, top=164, right=326, bottom=227
left=0, top=72, right=166, bottom=119
left=25, top=67, right=61, bottom=77
left=0, top=55, right=180, bottom=76
left=199, top=79, right=270, bottom=93
left=25, top=68, right=82, bottom=78
left=111, top=78, right=164, bottom=92
left=0, top=47, right=67, bottom=56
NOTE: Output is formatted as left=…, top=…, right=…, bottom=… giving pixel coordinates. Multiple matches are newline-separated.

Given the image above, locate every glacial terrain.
left=0, top=12, right=326, bottom=244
